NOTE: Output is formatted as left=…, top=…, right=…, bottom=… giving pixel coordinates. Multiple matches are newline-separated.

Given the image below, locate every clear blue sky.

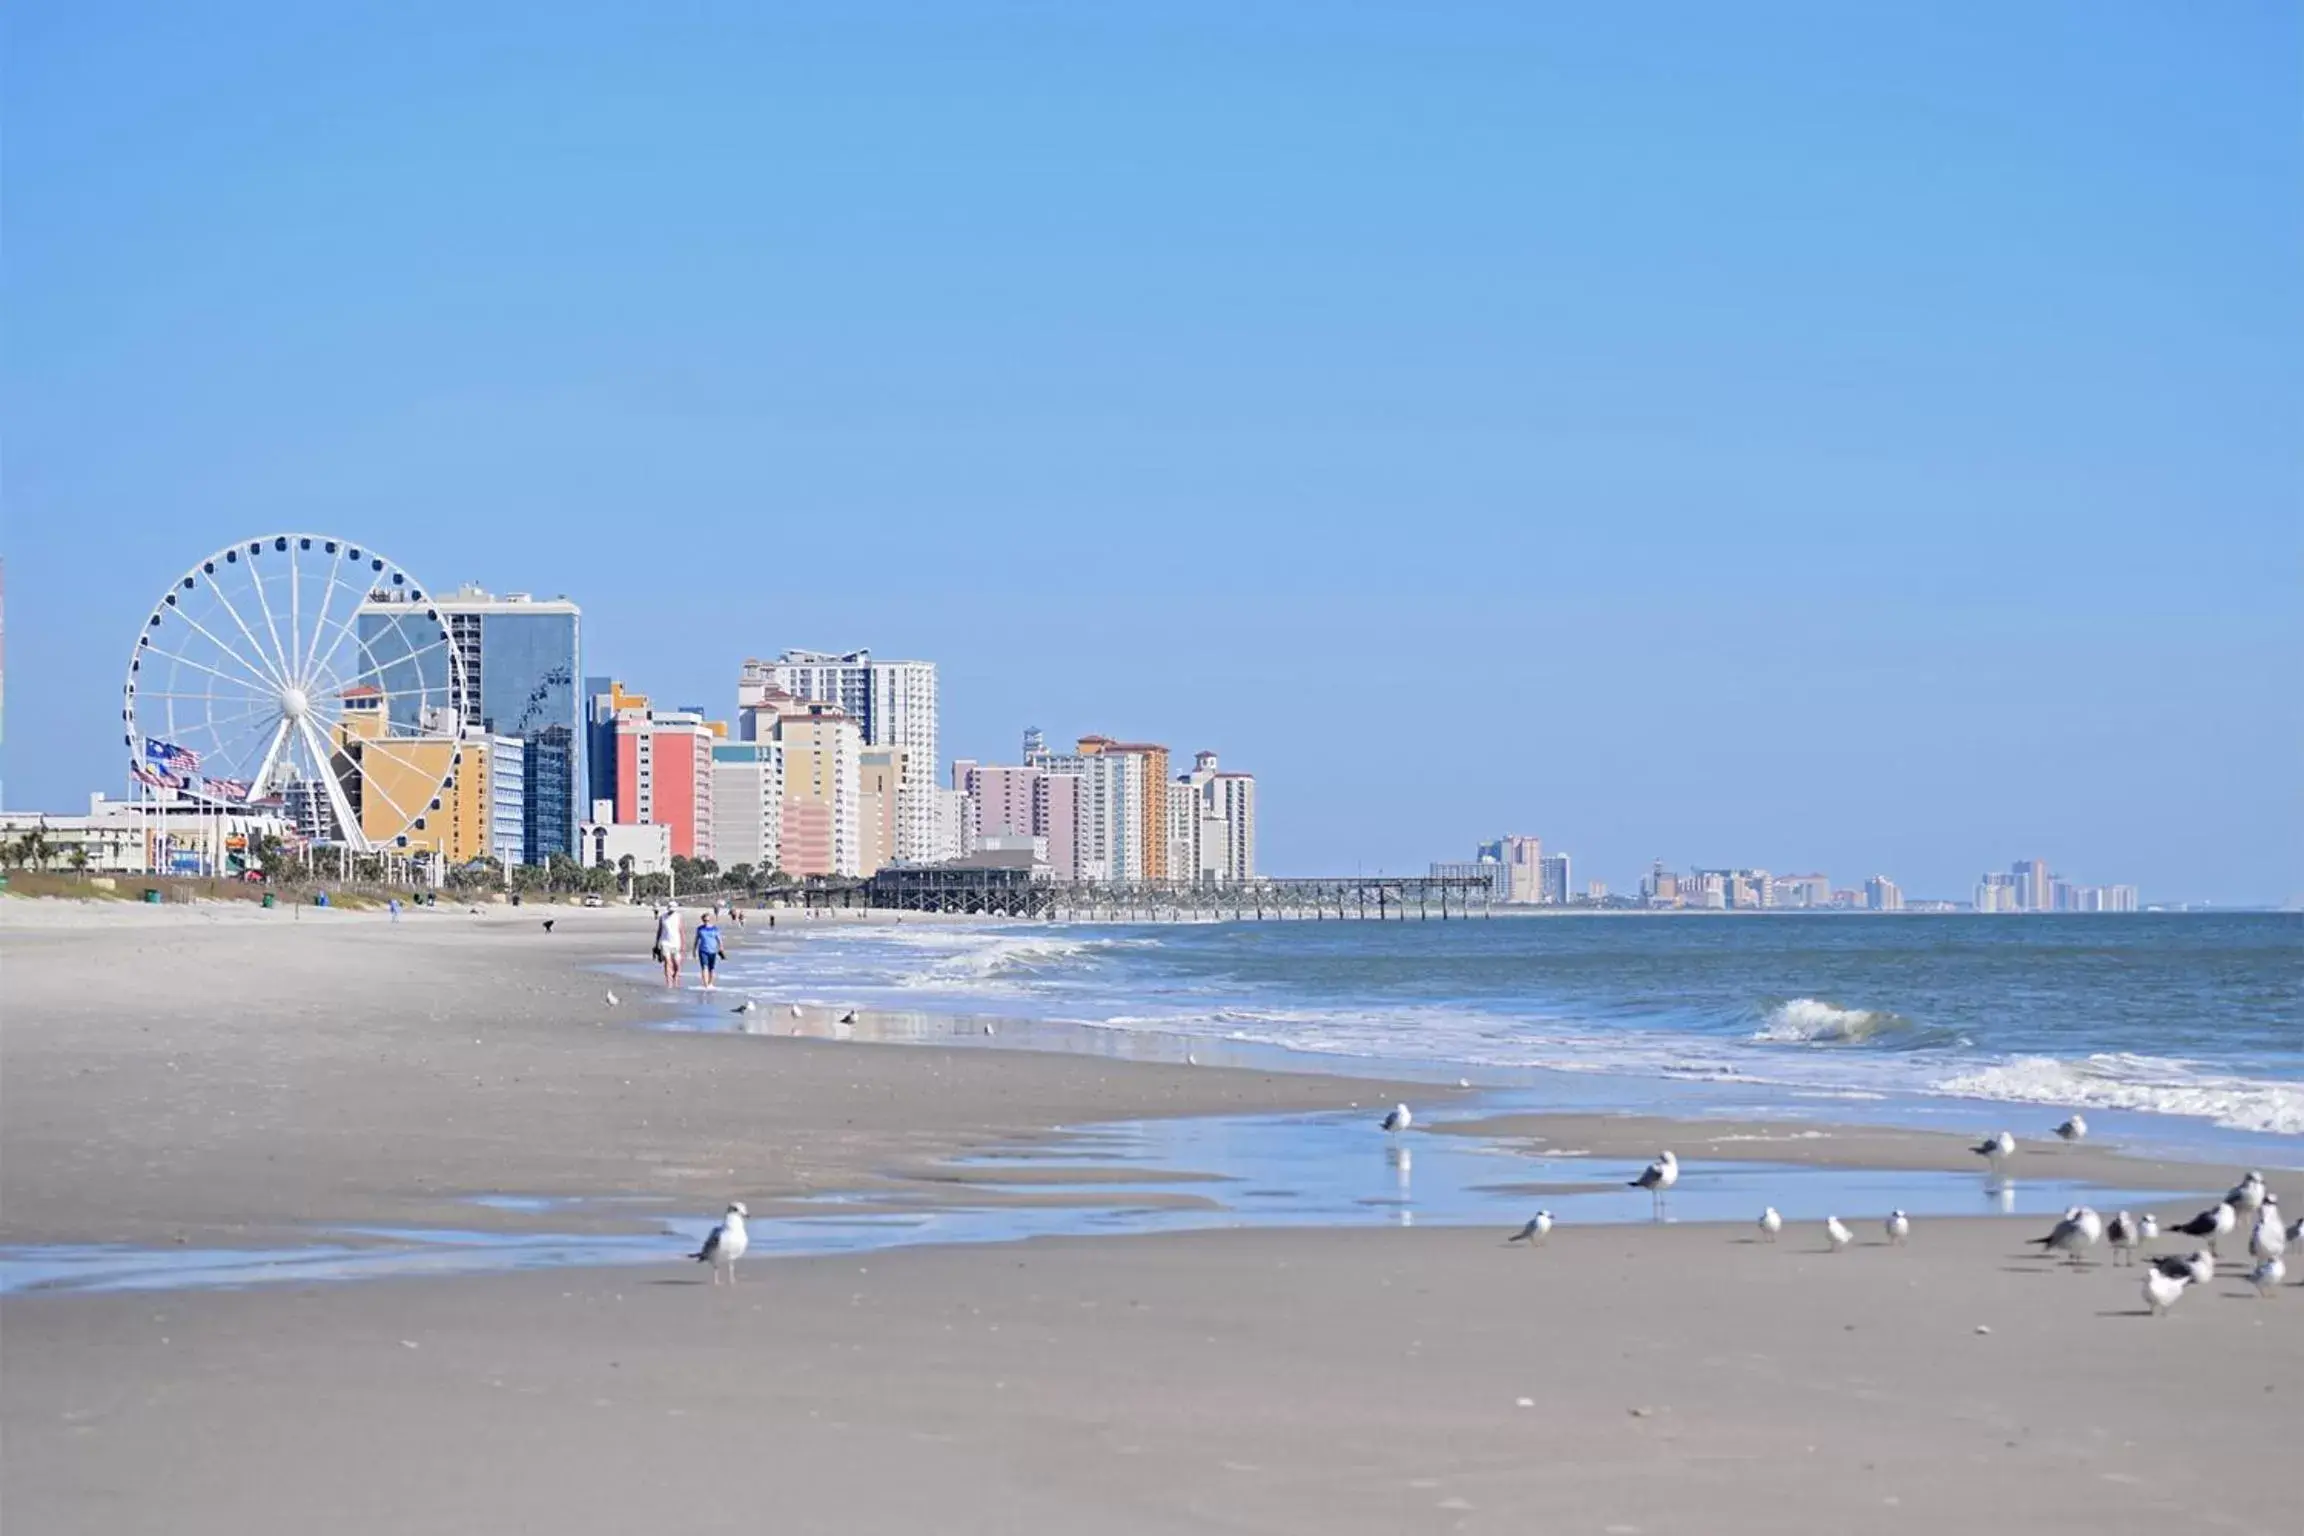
left=6, top=4, right=2297, bottom=902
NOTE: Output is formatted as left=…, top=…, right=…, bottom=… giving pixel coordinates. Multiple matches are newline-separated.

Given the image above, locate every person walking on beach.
left=693, top=912, right=723, bottom=991
left=654, top=904, right=683, bottom=987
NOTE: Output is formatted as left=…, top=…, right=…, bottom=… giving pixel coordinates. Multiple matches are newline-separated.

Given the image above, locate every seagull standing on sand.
left=2169, top=1201, right=2236, bottom=1255
left=2249, top=1197, right=2285, bottom=1262
left=2054, top=1115, right=2087, bottom=1142
left=2143, top=1265, right=2190, bottom=1317
left=1758, top=1206, right=1783, bottom=1243
left=1381, top=1104, right=1413, bottom=1134
left=2106, top=1211, right=2142, bottom=1266
left=1825, top=1215, right=1853, bottom=1253
left=2030, top=1206, right=2102, bottom=1266
left=1630, top=1151, right=1679, bottom=1216
left=1885, top=1210, right=1911, bottom=1246
left=1508, top=1212, right=1553, bottom=1246
left=691, top=1202, right=750, bottom=1285
left=2139, top=1213, right=2160, bottom=1244
left=2249, top=1256, right=2286, bottom=1297
left=604, top=989, right=620, bottom=1006
left=2153, top=1250, right=2215, bottom=1288
left=2228, top=1171, right=2267, bottom=1220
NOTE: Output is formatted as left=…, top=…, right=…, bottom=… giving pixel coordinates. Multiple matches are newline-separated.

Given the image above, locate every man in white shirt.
left=654, top=904, right=683, bottom=987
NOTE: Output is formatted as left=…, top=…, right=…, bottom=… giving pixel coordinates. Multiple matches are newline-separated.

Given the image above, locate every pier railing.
left=793, top=871, right=1498, bottom=920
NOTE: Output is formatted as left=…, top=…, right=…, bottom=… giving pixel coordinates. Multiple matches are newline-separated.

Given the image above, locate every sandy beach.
left=4, top=900, right=2298, bottom=1534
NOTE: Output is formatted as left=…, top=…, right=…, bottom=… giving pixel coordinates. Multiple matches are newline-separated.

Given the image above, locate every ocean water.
left=716, top=913, right=2303, bottom=1144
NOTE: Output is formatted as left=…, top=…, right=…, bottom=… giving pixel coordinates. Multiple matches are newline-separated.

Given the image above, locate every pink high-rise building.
left=953, top=760, right=1081, bottom=877
left=612, top=709, right=716, bottom=860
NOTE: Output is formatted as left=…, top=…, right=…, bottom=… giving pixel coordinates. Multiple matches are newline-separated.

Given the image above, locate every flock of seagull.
left=1371, top=1101, right=2297, bottom=1316
left=681, top=1102, right=2299, bottom=1301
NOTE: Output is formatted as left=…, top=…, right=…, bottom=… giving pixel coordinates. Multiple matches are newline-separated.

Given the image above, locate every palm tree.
left=20, top=826, right=54, bottom=872
left=67, top=846, right=90, bottom=878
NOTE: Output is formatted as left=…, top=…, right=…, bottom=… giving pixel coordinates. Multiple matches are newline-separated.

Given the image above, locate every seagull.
left=983, top=1021, right=995, bottom=1036
left=691, top=1202, right=750, bottom=1285
left=2227, top=1171, right=2266, bottom=1218
left=2142, top=1265, right=2190, bottom=1317
left=2249, top=1198, right=2285, bottom=1262
left=2029, top=1206, right=2102, bottom=1266
left=1380, top=1104, right=1413, bottom=1134
left=734, top=1000, right=757, bottom=1015
left=839, top=1010, right=858, bottom=1025
left=2248, top=1255, right=2286, bottom=1297
left=1629, top=1151, right=1679, bottom=1215
left=541, top=919, right=556, bottom=934
left=2169, top=1201, right=2236, bottom=1255
left=2287, top=1212, right=2304, bottom=1246
left=1508, top=1211, right=1554, bottom=1246
left=2139, top=1213, right=2160, bottom=1244
left=604, top=990, right=619, bottom=1006
left=2106, top=1211, right=2141, bottom=1266
left=1825, top=1215, right=1853, bottom=1253
left=1972, top=1130, right=2016, bottom=1166
left=1758, top=1206, right=1783, bottom=1243
left=1457, top=1078, right=1472, bottom=1090
left=1885, top=1210, right=1911, bottom=1246
left=789, top=1004, right=804, bottom=1019
left=2053, top=1114, right=2086, bottom=1142
left=2151, top=1250, right=2215, bottom=1287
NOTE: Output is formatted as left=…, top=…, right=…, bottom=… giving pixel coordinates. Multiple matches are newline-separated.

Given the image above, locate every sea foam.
left=1933, top=1053, right=2304, bottom=1138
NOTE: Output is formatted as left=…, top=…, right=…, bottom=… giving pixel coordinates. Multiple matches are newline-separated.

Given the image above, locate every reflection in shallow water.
left=2, top=1109, right=2177, bottom=1296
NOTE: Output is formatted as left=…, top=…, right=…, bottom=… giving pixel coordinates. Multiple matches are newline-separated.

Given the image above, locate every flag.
left=204, top=777, right=252, bottom=803
left=145, top=737, right=202, bottom=774
left=131, top=763, right=183, bottom=790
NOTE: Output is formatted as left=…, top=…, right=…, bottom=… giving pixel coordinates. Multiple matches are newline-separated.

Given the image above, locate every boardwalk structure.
left=789, top=870, right=1497, bottom=921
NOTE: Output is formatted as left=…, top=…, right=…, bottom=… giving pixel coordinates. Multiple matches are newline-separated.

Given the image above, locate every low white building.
left=578, top=806, right=673, bottom=877
left=1, top=794, right=290, bottom=876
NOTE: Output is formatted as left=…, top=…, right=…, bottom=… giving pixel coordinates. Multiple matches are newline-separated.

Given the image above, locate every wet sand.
left=4, top=900, right=2298, bottom=1533
left=8, top=1219, right=2297, bottom=1535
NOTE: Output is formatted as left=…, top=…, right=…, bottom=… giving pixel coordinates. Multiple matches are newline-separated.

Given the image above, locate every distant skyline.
left=5, top=5, right=2297, bottom=904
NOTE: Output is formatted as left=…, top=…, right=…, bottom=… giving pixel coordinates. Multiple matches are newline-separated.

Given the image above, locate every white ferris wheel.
left=122, top=533, right=466, bottom=853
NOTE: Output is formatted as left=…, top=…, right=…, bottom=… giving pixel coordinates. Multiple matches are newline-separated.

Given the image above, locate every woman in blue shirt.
left=692, top=914, right=723, bottom=991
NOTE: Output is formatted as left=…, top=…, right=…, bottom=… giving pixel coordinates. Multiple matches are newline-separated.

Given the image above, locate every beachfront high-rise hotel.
left=356, top=586, right=581, bottom=863
left=741, top=652, right=937, bottom=864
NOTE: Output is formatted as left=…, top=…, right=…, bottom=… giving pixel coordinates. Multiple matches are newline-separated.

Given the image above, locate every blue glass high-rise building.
left=357, top=586, right=582, bottom=863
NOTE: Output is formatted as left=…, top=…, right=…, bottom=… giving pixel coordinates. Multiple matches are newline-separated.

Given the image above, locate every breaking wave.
left=1749, top=998, right=1908, bottom=1045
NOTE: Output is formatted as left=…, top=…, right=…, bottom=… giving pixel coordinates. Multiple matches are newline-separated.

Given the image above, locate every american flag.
left=145, top=737, right=202, bottom=774
left=204, top=777, right=253, bottom=803
left=131, top=763, right=183, bottom=790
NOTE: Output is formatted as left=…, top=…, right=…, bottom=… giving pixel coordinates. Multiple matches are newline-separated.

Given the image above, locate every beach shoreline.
left=4, top=899, right=2286, bottom=1251
left=6, top=898, right=2300, bottom=1533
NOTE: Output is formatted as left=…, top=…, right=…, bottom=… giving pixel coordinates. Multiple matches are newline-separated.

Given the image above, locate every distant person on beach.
left=693, top=913, right=723, bottom=990
left=654, top=904, right=682, bottom=987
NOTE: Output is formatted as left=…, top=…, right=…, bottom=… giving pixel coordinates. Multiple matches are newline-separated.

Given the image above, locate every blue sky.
left=6, top=4, right=2297, bottom=901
